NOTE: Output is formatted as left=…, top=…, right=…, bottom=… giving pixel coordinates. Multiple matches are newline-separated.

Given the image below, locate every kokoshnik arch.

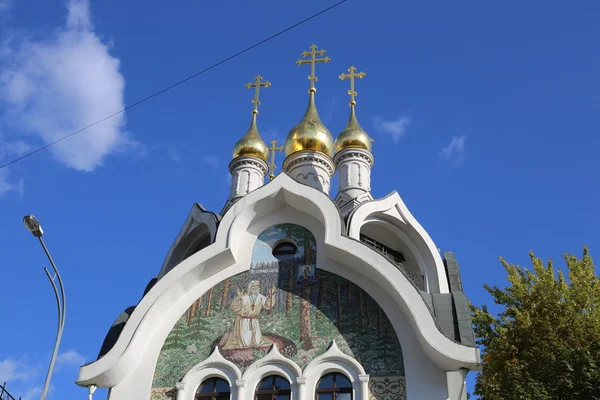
left=77, top=44, right=481, bottom=400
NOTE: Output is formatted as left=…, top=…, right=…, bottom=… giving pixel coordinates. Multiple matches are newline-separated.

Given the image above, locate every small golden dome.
left=334, top=103, right=373, bottom=153
left=232, top=112, right=269, bottom=162
left=284, top=90, right=334, bottom=158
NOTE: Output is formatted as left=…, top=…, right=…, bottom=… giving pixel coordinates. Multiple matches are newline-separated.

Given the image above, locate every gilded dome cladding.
left=284, top=90, right=334, bottom=158
left=232, top=113, right=269, bottom=162
left=334, top=105, right=372, bottom=153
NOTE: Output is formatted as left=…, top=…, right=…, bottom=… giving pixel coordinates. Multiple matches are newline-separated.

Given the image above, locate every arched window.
left=315, top=373, right=353, bottom=400
left=255, top=375, right=291, bottom=400
left=196, top=377, right=231, bottom=400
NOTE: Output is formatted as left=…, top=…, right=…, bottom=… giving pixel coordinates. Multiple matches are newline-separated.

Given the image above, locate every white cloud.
left=440, top=135, right=467, bottom=165
left=0, top=0, right=134, bottom=172
left=203, top=155, right=219, bottom=168
left=21, top=386, right=43, bottom=400
left=133, top=142, right=180, bottom=163
left=0, top=169, right=24, bottom=197
left=1, top=140, right=32, bottom=158
left=166, top=147, right=181, bottom=163
left=0, top=358, right=33, bottom=383
left=323, top=97, right=337, bottom=125
left=0, top=357, right=40, bottom=399
left=262, top=127, right=282, bottom=144
left=56, top=349, right=86, bottom=366
left=0, top=0, right=11, bottom=13
left=373, top=116, right=411, bottom=143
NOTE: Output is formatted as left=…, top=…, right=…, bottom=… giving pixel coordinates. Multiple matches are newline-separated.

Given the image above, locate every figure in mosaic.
left=223, top=280, right=276, bottom=350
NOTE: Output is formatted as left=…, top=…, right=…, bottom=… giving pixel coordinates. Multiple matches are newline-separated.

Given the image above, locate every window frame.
left=314, top=373, right=353, bottom=400
left=254, top=374, right=292, bottom=400
left=195, top=377, right=231, bottom=400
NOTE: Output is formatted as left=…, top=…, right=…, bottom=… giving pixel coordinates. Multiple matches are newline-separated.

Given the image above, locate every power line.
left=0, top=0, right=348, bottom=170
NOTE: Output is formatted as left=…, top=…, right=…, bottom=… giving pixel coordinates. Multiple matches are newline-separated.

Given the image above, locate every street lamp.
left=23, top=215, right=66, bottom=400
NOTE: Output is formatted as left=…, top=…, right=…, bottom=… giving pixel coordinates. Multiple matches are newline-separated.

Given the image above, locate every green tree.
left=471, top=247, right=600, bottom=400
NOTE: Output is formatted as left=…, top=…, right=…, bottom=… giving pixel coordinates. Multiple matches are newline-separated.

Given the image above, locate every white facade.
left=222, top=156, right=268, bottom=214
left=333, top=148, right=374, bottom=216
left=283, top=150, right=335, bottom=194
left=228, top=157, right=268, bottom=201
left=77, top=171, right=480, bottom=400
left=78, top=50, right=480, bottom=399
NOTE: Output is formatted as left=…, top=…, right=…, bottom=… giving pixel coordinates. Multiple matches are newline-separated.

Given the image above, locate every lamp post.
left=23, top=215, right=66, bottom=400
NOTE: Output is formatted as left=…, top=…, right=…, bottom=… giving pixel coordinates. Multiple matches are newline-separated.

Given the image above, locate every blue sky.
left=0, top=0, right=599, bottom=398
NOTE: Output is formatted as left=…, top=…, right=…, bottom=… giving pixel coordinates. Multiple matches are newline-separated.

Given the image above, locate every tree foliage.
left=471, top=247, right=600, bottom=400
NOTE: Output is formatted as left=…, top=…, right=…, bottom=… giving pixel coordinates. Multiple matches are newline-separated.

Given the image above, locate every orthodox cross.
left=267, top=140, right=284, bottom=180
left=245, top=75, right=271, bottom=113
left=339, top=66, right=366, bottom=105
left=296, top=44, right=331, bottom=90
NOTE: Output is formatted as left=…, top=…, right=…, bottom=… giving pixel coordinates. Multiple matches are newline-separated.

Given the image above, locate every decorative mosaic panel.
left=149, top=388, right=176, bottom=400
left=151, top=224, right=405, bottom=399
left=369, top=377, right=407, bottom=400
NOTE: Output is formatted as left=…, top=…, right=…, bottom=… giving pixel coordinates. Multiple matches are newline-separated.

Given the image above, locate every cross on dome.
left=267, top=140, right=284, bottom=181
left=339, top=66, right=366, bottom=105
left=334, top=65, right=373, bottom=153
left=231, top=75, right=271, bottom=163
left=296, top=44, right=331, bottom=92
left=245, top=75, right=271, bottom=114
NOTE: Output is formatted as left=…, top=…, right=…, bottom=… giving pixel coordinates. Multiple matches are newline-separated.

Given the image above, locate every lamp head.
left=23, top=215, right=43, bottom=238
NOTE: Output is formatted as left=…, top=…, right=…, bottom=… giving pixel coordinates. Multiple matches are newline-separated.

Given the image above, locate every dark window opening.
left=255, top=375, right=291, bottom=400
left=315, top=373, right=353, bottom=400
left=360, top=234, right=406, bottom=264
left=272, top=240, right=298, bottom=260
left=360, top=233, right=427, bottom=291
left=196, top=378, right=231, bottom=400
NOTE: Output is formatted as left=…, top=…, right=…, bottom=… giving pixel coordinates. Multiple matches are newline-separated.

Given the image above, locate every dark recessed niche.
left=272, top=240, right=298, bottom=260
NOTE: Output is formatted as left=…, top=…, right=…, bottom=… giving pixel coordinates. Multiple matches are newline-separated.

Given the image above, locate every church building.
left=77, top=44, right=481, bottom=400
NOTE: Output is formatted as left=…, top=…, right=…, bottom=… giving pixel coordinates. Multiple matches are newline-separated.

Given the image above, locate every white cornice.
left=76, top=172, right=479, bottom=396
left=347, top=191, right=450, bottom=294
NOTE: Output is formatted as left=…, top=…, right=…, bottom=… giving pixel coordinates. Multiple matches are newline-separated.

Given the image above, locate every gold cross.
left=267, top=140, right=284, bottom=180
left=339, top=66, right=366, bottom=105
left=296, top=44, right=331, bottom=90
left=245, top=75, right=271, bottom=113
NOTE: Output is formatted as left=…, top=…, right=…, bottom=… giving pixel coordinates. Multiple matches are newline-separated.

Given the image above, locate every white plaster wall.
left=158, top=206, right=219, bottom=279
left=283, top=151, right=334, bottom=194
left=347, top=192, right=450, bottom=294
left=360, top=220, right=425, bottom=282
left=323, top=258, right=449, bottom=400
left=334, top=149, right=373, bottom=199
left=99, top=208, right=451, bottom=400
left=229, top=157, right=267, bottom=200
left=170, top=342, right=375, bottom=400
left=78, top=174, right=480, bottom=400
left=446, top=371, right=468, bottom=400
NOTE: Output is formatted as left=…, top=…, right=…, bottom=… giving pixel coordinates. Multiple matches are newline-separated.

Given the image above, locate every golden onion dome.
left=232, top=112, right=269, bottom=162
left=284, top=89, right=334, bottom=158
left=334, top=103, right=373, bottom=153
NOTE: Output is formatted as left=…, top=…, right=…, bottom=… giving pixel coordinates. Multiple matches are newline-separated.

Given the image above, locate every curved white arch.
left=347, top=191, right=449, bottom=293
left=360, top=217, right=427, bottom=272
left=243, top=344, right=302, bottom=400
left=176, top=346, right=242, bottom=400
left=303, top=341, right=369, bottom=400
left=159, top=204, right=219, bottom=279
left=303, top=341, right=366, bottom=377
left=76, top=173, right=479, bottom=399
